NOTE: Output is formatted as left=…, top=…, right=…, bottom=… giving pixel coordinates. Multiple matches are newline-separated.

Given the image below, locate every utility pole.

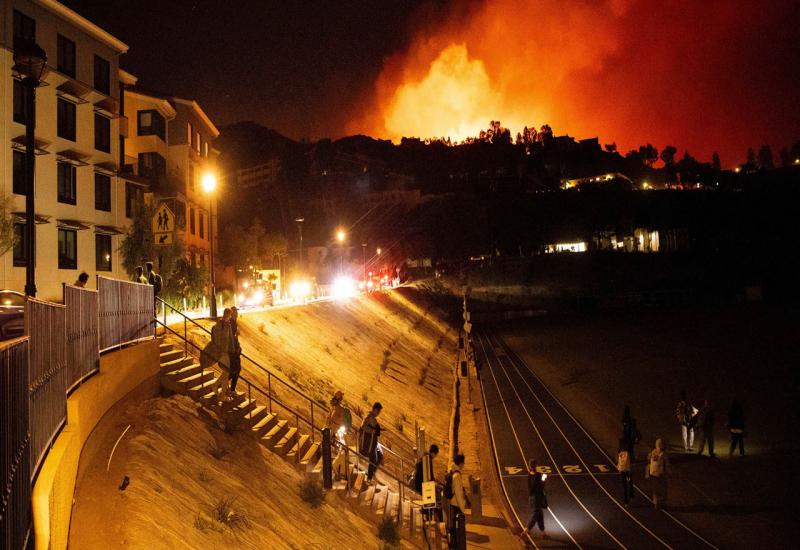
left=295, top=217, right=304, bottom=273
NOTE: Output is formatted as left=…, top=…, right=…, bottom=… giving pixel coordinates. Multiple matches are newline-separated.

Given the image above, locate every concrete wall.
left=31, top=339, right=160, bottom=550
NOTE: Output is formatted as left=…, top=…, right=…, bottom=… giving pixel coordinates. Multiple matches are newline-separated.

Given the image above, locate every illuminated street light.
left=336, top=229, right=346, bottom=243
left=795, top=158, right=800, bottom=165
left=202, top=172, right=218, bottom=318
left=734, top=167, right=741, bottom=173
left=376, top=247, right=382, bottom=255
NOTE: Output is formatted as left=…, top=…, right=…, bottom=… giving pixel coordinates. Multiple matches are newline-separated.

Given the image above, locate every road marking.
left=494, top=333, right=721, bottom=550
left=488, top=333, right=673, bottom=549
left=480, top=333, right=627, bottom=549
left=505, top=466, right=523, bottom=475
left=596, top=464, right=611, bottom=473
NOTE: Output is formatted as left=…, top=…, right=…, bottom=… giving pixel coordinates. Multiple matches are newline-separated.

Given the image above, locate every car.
left=0, top=290, right=25, bottom=340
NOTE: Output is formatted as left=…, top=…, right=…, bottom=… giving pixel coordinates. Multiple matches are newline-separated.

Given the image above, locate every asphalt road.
left=475, top=330, right=720, bottom=550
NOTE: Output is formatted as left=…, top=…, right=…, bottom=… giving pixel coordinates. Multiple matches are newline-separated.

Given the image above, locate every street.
left=476, top=330, right=718, bottom=549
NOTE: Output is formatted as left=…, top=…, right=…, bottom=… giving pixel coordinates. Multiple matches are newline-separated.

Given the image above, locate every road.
left=475, top=330, right=720, bottom=550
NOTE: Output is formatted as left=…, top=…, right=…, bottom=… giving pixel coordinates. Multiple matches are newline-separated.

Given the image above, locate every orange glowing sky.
left=350, top=0, right=800, bottom=166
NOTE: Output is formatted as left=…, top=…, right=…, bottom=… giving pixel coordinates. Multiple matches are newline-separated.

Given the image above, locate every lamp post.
left=336, top=229, right=346, bottom=274
left=202, top=173, right=218, bottom=318
left=295, top=217, right=304, bottom=273
left=13, top=40, right=47, bottom=297
left=361, top=243, right=367, bottom=284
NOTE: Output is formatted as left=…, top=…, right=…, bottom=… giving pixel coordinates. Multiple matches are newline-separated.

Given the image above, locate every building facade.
left=1, top=0, right=132, bottom=300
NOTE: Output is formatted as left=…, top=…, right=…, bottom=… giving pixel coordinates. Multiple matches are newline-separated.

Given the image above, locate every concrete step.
left=187, top=378, right=218, bottom=398
left=261, top=420, right=289, bottom=449
left=160, top=355, right=192, bottom=373
left=228, top=398, right=257, bottom=418
left=242, top=405, right=269, bottom=426
left=372, top=485, right=389, bottom=516
left=348, top=470, right=365, bottom=498
left=359, top=484, right=376, bottom=506
left=177, top=371, right=214, bottom=391
left=401, top=497, right=411, bottom=528
left=300, top=442, right=320, bottom=468
left=273, top=427, right=299, bottom=456
left=384, top=490, right=399, bottom=522
left=159, top=342, right=173, bottom=353
left=160, top=349, right=184, bottom=364
left=286, top=434, right=311, bottom=461
left=251, top=413, right=279, bottom=437
left=162, top=361, right=201, bottom=380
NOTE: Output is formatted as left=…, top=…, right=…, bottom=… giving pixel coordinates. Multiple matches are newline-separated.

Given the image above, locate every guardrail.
left=64, top=285, right=99, bottom=393
left=0, top=337, right=32, bottom=550
left=98, top=276, right=154, bottom=352
left=25, top=298, right=67, bottom=478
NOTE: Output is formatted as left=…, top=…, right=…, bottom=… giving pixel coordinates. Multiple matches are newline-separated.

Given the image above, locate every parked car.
left=0, top=290, right=25, bottom=340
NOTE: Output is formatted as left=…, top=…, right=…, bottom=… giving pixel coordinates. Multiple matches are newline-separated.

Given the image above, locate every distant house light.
left=545, top=242, right=587, bottom=253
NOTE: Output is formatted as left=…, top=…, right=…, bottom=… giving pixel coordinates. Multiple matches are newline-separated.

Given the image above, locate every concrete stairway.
left=158, top=339, right=441, bottom=546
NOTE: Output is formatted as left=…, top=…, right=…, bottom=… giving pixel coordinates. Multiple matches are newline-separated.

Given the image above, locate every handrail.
left=157, top=296, right=417, bottom=461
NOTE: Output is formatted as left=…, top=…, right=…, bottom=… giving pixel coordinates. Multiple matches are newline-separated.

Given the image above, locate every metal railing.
left=25, top=298, right=67, bottom=478
left=98, top=276, right=154, bottom=352
left=1, top=337, right=32, bottom=550
left=64, top=284, right=100, bottom=393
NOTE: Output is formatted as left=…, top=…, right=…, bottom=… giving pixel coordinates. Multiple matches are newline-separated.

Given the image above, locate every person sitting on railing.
left=359, top=402, right=384, bottom=485
left=203, top=308, right=234, bottom=404
left=228, top=307, right=242, bottom=395
left=74, top=272, right=89, bottom=288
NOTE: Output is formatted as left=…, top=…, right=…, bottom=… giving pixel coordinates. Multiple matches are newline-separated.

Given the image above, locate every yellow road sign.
left=153, top=203, right=175, bottom=245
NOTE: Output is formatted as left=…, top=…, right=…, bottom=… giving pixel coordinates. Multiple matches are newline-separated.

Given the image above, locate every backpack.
left=342, top=408, right=353, bottom=432
left=443, top=471, right=455, bottom=500
left=617, top=450, right=630, bottom=472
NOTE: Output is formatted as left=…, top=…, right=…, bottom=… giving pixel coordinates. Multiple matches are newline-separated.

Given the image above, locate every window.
left=189, top=207, right=196, bottom=235
left=13, top=10, right=35, bottom=48
left=138, top=152, right=166, bottom=179
left=195, top=132, right=201, bottom=153
left=57, top=98, right=77, bottom=141
left=95, top=114, right=111, bottom=152
left=95, top=173, right=111, bottom=211
left=95, top=234, right=112, bottom=271
left=137, top=110, right=166, bottom=140
left=204, top=142, right=209, bottom=157
left=188, top=164, right=195, bottom=192
left=94, top=55, right=111, bottom=94
left=58, top=228, right=78, bottom=270
left=199, top=212, right=205, bottom=239
left=13, top=224, right=27, bottom=267
left=57, top=35, right=76, bottom=77
left=13, top=151, right=27, bottom=195
left=57, top=162, right=77, bottom=204
left=187, top=122, right=193, bottom=144
left=13, top=79, right=26, bottom=124
left=125, top=182, right=142, bottom=218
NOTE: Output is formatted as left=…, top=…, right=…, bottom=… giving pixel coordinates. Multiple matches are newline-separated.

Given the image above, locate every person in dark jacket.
left=519, top=458, right=548, bottom=541
left=359, top=402, right=383, bottom=483
left=728, top=399, right=745, bottom=456
left=696, top=400, right=716, bottom=457
left=622, top=405, right=641, bottom=461
left=228, top=307, right=242, bottom=394
left=414, top=444, right=439, bottom=493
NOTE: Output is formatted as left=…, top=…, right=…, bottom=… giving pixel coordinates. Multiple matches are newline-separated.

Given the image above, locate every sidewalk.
left=457, top=370, right=522, bottom=549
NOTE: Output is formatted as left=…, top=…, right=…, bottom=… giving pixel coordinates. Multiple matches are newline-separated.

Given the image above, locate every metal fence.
left=98, top=276, right=154, bottom=352
left=25, top=298, right=67, bottom=479
left=0, top=337, right=32, bottom=550
left=64, top=285, right=100, bottom=393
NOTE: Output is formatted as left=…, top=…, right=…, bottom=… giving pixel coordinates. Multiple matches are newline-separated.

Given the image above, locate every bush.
left=210, top=497, right=251, bottom=530
left=300, top=478, right=326, bottom=508
left=377, top=516, right=400, bottom=545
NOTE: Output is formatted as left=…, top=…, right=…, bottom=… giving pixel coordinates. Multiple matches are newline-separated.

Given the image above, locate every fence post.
left=321, top=427, right=333, bottom=489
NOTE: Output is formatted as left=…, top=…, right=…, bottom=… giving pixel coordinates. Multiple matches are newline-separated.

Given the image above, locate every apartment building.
left=0, top=0, right=134, bottom=300
left=122, top=87, right=219, bottom=269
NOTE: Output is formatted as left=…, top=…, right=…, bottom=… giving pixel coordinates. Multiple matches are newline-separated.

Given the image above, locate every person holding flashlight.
left=520, top=458, right=549, bottom=541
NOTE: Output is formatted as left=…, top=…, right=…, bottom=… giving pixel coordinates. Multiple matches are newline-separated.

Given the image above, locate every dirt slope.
left=69, top=394, right=399, bottom=549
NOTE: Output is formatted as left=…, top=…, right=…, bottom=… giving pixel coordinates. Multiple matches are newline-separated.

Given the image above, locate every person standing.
left=622, top=405, right=641, bottom=461
left=359, top=402, right=383, bottom=484
left=74, top=272, right=89, bottom=288
left=519, top=458, right=548, bottom=541
left=617, top=439, right=634, bottom=506
left=447, top=454, right=469, bottom=549
left=202, top=308, right=233, bottom=404
left=228, top=307, right=242, bottom=395
left=676, top=390, right=695, bottom=452
left=645, top=438, right=671, bottom=510
left=134, top=266, right=148, bottom=285
left=414, top=444, right=440, bottom=494
left=728, top=399, right=745, bottom=457
left=145, top=261, right=162, bottom=306
left=327, top=391, right=346, bottom=439
left=696, top=400, right=716, bottom=458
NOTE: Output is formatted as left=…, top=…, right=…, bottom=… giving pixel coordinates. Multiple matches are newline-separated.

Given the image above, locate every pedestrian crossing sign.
left=153, top=203, right=175, bottom=245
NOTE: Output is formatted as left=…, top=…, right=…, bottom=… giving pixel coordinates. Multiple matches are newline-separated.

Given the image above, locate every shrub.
left=211, top=497, right=251, bottom=530
left=377, top=516, right=400, bottom=545
left=208, top=444, right=228, bottom=460
left=193, top=514, right=222, bottom=533
left=300, top=478, right=326, bottom=508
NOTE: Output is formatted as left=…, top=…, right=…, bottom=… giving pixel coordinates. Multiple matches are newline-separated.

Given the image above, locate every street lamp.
left=336, top=229, right=346, bottom=273
left=202, top=172, right=218, bottom=318
left=295, top=217, right=304, bottom=273
left=13, top=39, right=47, bottom=297
left=362, top=243, right=367, bottom=284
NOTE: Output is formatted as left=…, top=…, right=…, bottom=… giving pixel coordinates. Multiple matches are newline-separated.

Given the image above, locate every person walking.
left=676, top=390, right=695, bottom=452
left=327, top=391, right=346, bottom=439
left=622, top=405, right=641, bottom=461
left=134, top=266, right=148, bottom=285
left=228, top=307, right=242, bottom=395
left=696, top=400, right=716, bottom=457
left=74, top=272, right=89, bottom=288
left=728, top=399, right=745, bottom=457
left=447, top=454, right=469, bottom=549
left=645, top=438, right=671, bottom=509
left=202, top=308, right=233, bottom=404
left=359, top=402, right=383, bottom=484
left=414, top=444, right=440, bottom=493
left=519, top=458, right=548, bottom=541
left=617, top=439, right=634, bottom=506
